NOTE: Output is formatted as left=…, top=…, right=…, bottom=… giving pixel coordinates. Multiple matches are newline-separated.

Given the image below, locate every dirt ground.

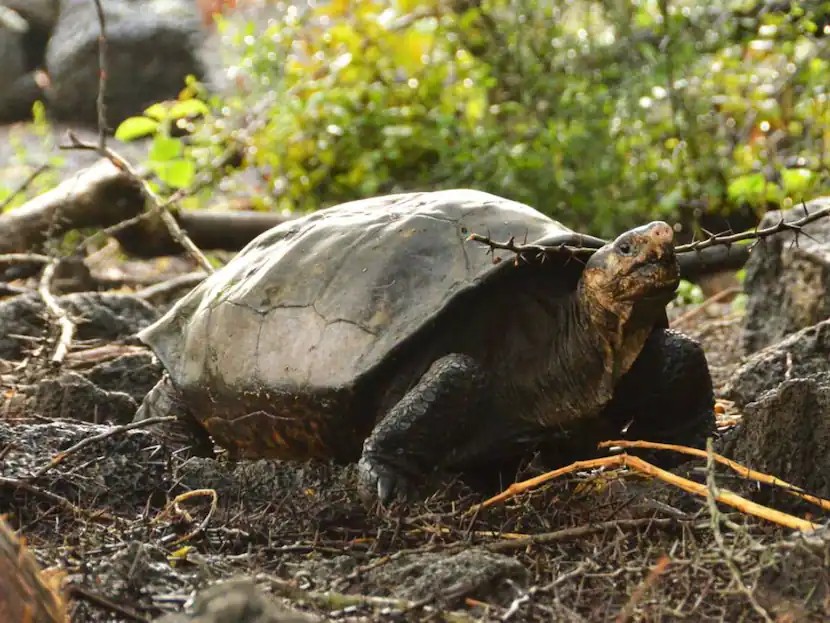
left=1, top=255, right=829, bottom=623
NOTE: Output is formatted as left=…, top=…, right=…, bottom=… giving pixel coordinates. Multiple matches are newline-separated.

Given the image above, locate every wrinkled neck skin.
left=499, top=288, right=615, bottom=428
left=577, top=279, right=664, bottom=381
left=511, top=281, right=660, bottom=429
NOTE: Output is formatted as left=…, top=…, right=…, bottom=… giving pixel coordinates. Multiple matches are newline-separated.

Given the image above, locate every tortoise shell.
left=138, top=189, right=612, bottom=458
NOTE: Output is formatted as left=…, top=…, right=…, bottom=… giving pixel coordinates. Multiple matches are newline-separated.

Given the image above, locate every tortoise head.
left=579, top=221, right=680, bottom=318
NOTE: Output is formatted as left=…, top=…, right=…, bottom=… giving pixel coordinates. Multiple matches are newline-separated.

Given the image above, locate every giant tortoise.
left=135, top=189, right=716, bottom=503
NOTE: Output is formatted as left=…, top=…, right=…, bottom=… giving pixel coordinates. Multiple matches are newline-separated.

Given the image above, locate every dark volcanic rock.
left=0, top=292, right=158, bottom=360
left=722, top=372, right=830, bottom=503
left=741, top=198, right=830, bottom=354
left=23, top=370, right=138, bottom=423
left=45, top=0, right=207, bottom=127
left=722, top=317, right=830, bottom=409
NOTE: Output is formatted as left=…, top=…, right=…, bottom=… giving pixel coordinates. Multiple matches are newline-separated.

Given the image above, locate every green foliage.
left=0, top=101, right=66, bottom=212
left=672, top=279, right=705, bottom=306
left=120, top=0, right=830, bottom=237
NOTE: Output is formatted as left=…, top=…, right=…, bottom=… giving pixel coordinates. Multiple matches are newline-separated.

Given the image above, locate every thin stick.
left=598, top=439, right=830, bottom=512
left=467, top=199, right=830, bottom=259
left=0, top=163, right=51, bottom=211
left=485, top=518, right=674, bottom=553
left=670, top=285, right=742, bottom=329
left=154, top=489, right=219, bottom=546
left=0, top=475, right=112, bottom=521
left=468, top=453, right=819, bottom=532
left=38, top=260, right=76, bottom=365
left=91, top=0, right=109, bottom=149
left=704, top=440, right=774, bottom=623
left=27, top=416, right=176, bottom=480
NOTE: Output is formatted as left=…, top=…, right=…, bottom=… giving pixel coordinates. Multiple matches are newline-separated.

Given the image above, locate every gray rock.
left=367, top=548, right=529, bottom=603
left=741, top=198, right=830, bottom=354
left=722, top=317, right=830, bottom=409
left=722, top=371, right=830, bottom=502
left=155, top=578, right=318, bottom=623
left=0, top=7, right=39, bottom=122
left=45, top=0, right=208, bottom=128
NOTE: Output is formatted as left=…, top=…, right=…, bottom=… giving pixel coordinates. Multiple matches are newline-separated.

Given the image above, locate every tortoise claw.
left=357, top=455, right=410, bottom=506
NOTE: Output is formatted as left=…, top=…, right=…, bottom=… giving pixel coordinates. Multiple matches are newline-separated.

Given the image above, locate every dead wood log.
left=0, top=516, right=67, bottom=623
left=0, top=158, right=291, bottom=258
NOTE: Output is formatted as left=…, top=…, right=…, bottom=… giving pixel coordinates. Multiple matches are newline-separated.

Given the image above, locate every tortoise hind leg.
left=134, top=374, right=216, bottom=457
left=601, top=328, right=716, bottom=466
left=358, top=353, right=490, bottom=505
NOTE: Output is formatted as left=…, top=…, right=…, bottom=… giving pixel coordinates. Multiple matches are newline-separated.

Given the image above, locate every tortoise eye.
left=618, top=241, right=633, bottom=255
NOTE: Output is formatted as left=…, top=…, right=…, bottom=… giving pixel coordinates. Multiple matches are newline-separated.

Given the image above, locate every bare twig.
left=91, top=0, right=108, bottom=149
left=0, top=253, right=54, bottom=265
left=134, top=271, right=207, bottom=301
left=468, top=453, right=819, bottom=532
left=670, top=286, right=743, bottom=328
left=67, top=585, right=149, bottom=623
left=0, top=475, right=112, bottom=521
left=154, top=489, right=219, bottom=546
left=598, top=439, right=830, bottom=511
left=0, top=163, right=51, bottom=211
left=37, top=260, right=76, bottom=365
left=27, top=416, right=176, bottom=480
left=485, top=518, right=675, bottom=553
left=704, top=440, right=774, bottom=623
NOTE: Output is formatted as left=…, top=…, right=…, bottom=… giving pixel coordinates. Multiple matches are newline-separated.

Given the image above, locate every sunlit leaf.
left=114, top=116, right=160, bottom=141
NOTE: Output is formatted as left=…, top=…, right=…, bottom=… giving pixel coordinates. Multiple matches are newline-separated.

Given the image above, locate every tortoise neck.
left=575, top=281, right=658, bottom=381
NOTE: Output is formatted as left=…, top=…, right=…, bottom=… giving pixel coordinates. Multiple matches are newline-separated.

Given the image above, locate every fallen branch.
left=63, top=132, right=215, bottom=274
left=598, top=439, right=830, bottom=512
left=468, top=453, right=819, bottom=532
left=0, top=158, right=287, bottom=257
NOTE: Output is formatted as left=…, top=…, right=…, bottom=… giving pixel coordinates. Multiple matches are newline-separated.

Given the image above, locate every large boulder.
left=723, top=371, right=830, bottom=504
left=45, top=0, right=208, bottom=128
left=741, top=198, right=830, bottom=354
left=0, top=2, right=58, bottom=122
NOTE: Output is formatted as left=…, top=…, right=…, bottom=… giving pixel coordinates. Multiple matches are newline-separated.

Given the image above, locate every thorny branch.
left=467, top=199, right=830, bottom=262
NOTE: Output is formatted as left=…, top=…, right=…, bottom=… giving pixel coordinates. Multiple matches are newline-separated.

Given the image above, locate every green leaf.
left=726, top=173, right=766, bottom=203
left=143, top=103, right=170, bottom=121
left=114, top=116, right=159, bottom=141
left=149, top=136, right=183, bottom=162
left=154, top=158, right=196, bottom=189
left=168, top=99, right=210, bottom=120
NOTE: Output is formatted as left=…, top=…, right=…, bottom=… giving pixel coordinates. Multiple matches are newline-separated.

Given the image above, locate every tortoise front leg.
left=600, top=328, right=717, bottom=465
left=358, top=353, right=490, bottom=504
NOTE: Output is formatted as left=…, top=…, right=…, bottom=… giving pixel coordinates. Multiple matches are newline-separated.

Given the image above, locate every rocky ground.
left=1, top=234, right=830, bottom=622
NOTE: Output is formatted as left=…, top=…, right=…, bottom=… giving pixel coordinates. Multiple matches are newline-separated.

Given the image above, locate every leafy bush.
left=118, top=0, right=830, bottom=238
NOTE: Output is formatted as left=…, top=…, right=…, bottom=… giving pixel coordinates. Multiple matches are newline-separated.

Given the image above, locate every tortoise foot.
left=357, top=454, right=413, bottom=506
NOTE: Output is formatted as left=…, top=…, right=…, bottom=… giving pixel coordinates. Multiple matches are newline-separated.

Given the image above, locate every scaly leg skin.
left=134, top=374, right=216, bottom=457
left=600, top=328, right=717, bottom=467
left=358, top=353, right=489, bottom=505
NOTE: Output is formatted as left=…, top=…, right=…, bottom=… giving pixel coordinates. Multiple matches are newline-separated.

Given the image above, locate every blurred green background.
left=120, top=0, right=830, bottom=240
